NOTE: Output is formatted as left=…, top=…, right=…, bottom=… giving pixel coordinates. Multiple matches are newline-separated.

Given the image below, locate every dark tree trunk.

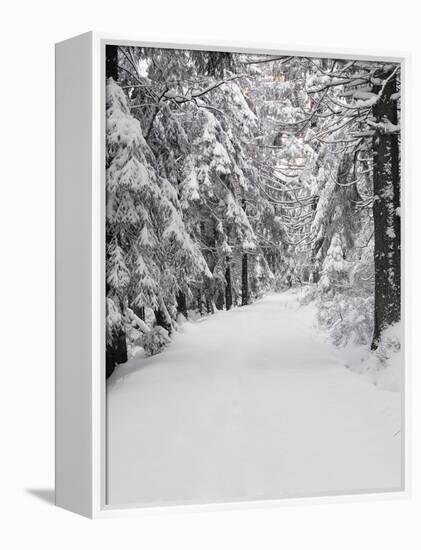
left=105, top=293, right=128, bottom=379
left=197, top=289, right=203, bottom=315
left=203, top=277, right=215, bottom=315
left=241, top=197, right=249, bottom=306
left=106, top=45, right=119, bottom=80
left=106, top=326, right=128, bottom=378
left=371, top=67, right=401, bottom=350
left=241, top=253, right=249, bottom=306
left=176, top=291, right=188, bottom=318
left=225, top=257, right=233, bottom=311
left=134, top=305, right=145, bottom=322
left=129, top=296, right=145, bottom=322
left=154, top=309, right=172, bottom=334
left=106, top=354, right=115, bottom=379
left=106, top=296, right=128, bottom=379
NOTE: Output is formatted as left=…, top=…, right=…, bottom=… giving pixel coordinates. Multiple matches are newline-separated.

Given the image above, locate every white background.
left=1, top=1, right=419, bottom=548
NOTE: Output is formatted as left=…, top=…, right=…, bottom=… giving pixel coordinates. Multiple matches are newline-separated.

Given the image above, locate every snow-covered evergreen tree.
left=105, top=45, right=401, bottom=378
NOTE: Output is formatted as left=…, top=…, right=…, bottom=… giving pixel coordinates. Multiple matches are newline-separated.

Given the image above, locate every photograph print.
left=105, top=44, right=403, bottom=506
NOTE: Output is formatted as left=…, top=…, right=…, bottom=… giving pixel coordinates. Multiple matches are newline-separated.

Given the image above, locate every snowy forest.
left=106, top=45, right=401, bottom=380
left=105, top=45, right=402, bottom=505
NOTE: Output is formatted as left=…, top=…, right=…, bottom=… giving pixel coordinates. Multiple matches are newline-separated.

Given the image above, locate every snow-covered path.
left=107, top=291, right=402, bottom=506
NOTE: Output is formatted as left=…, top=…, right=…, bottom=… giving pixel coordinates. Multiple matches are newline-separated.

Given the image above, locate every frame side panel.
left=55, top=32, right=93, bottom=518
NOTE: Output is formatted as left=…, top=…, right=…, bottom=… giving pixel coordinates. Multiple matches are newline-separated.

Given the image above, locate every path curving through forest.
left=107, top=290, right=402, bottom=506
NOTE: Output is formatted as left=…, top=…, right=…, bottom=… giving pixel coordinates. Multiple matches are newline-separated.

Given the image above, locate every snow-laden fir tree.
left=105, top=46, right=401, bottom=377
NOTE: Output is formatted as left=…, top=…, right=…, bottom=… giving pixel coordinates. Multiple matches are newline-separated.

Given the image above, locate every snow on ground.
left=107, top=290, right=402, bottom=506
left=338, top=322, right=403, bottom=392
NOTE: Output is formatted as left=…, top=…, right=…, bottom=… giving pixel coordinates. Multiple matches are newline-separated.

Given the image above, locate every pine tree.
left=104, top=47, right=401, bottom=372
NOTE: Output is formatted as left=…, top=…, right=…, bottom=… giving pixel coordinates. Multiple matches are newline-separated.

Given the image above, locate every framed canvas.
left=55, top=32, right=410, bottom=518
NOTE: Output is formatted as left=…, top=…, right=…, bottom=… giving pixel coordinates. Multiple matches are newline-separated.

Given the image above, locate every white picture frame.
left=55, top=31, right=411, bottom=518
